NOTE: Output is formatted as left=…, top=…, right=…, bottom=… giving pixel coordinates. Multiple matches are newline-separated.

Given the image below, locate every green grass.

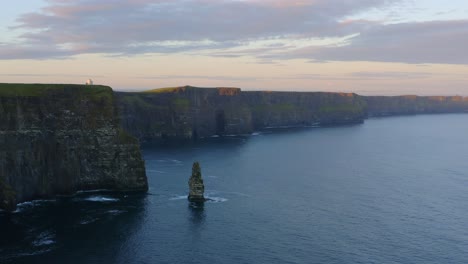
left=144, top=87, right=180, bottom=93
left=172, top=98, right=191, bottom=110
left=143, top=86, right=193, bottom=94
left=118, top=94, right=159, bottom=109
left=0, top=83, right=113, bottom=100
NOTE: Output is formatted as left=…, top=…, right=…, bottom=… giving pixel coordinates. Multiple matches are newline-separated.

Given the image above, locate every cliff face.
left=116, top=86, right=366, bottom=141
left=366, top=95, right=468, bottom=116
left=117, top=86, right=468, bottom=142
left=0, top=84, right=147, bottom=211
left=116, top=86, right=253, bottom=140
left=242, top=91, right=366, bottom=128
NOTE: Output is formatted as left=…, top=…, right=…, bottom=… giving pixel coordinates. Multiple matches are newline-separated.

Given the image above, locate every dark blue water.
left=2, top=114, right=468, bottom=263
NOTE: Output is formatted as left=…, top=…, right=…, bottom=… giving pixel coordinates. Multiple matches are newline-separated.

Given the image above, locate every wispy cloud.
left=305, top=20, right=468, bottom=64
left=135, top=75, right=258, bottom=81
left=2, top=0, right=468, bottom=65
left=1, top=0, right=396, bottom=58
left=0, top=73, right=105, bottom=77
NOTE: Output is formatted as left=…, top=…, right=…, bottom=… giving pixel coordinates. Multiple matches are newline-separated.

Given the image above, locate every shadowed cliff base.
left=0, top=83, right=148, bottom=211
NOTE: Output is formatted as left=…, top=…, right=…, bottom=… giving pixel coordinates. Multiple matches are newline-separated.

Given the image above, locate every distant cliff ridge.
left=116, top=86, right=367, bottom=141
left=365, top=95, right=468, bottom=116
left=116, top=86, right=468, bottom=142
left=0, top=84, right=147, bottom=211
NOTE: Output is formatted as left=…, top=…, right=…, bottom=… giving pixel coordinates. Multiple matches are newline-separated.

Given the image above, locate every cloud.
left=0, top=73, right=105, bottom=77
left=308, top=20, right=468, bottom=64
left=132, top=71, right=438, bottom=83
left=2, top=0, right=468, bottom=65
left=350, top=71, right=432, bottom=79
left=135, top=74, right=258, bottom=81
left=2, top=0, right=396, bottom=59
left=228, top=19, right=468, bottom=65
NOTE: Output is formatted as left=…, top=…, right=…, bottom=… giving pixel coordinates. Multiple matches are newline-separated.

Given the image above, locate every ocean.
left=2, top=114, right=468, bottom=263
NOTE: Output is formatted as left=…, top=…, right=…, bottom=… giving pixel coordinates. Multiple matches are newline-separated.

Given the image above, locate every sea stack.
left=188, top=162, right=205, bottom=202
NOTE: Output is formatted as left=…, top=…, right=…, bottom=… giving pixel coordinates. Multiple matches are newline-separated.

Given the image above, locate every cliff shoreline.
left=116, top=86, right=468, bottom=142
left=2, top=83, right=468, bottom=211
left=0, top=84, right=148, bottom=211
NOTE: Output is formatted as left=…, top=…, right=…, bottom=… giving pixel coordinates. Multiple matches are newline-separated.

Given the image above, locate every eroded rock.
left=188, top=162, right=205, bottom=202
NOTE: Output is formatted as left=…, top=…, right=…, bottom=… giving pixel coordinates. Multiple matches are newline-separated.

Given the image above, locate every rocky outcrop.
left=0, top=84, right=147, bottom=211
left=116, top=86, right=366, bottom=141
left=188, top=162, right=205, bottom=202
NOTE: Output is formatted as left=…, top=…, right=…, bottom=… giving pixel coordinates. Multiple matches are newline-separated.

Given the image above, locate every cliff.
left=116, top=86, right=366, bottom=141
left=2, top=83, right=467, bottom=210
left=365, top=95, right=468, bottom=116
left=242, top=91, right=366, bottom=128
left=116, top=86, right=252, bottom=140
left=0, top=84, right=147, bottom=211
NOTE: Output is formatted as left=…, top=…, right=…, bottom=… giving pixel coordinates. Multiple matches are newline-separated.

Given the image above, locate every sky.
left=1, top=0, right=468, bottom=95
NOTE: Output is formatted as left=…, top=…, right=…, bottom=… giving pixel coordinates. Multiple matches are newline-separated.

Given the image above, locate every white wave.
left=220, top=191, right=251, bottom=197
left=155, top=159, right=183, bottom=164
left=107, top=210, right=126, bottom=216
left=170, top=194, right=227, bottom=202
left=80, top=218, right=98, bottom=225
left=147, top=169, right=167, bottom=174
left=251, top=132, right=261, bottom=136
left=16, top=248, right=53, bottom=257
left=264, top=124, right=321, bottom=129
left=17, top=199, right=55, bottom=207
left=169, top=195, right=188, bottom=201
left=76, top=189, right=110, bottom=194
left=33, top=232, right=55, bottom=247
left=206, top=196, right=228, bottom=203
left=210, top=135, right=220, bottom=138
left=13, top=200, right=55, bottom=212
left=155, top=159, right=170, bottom=162
left=83, top=196, right=119, bottom=202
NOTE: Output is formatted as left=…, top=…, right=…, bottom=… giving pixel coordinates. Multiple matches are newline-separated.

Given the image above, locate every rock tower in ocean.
left=188, top=162, right=205, bottom=202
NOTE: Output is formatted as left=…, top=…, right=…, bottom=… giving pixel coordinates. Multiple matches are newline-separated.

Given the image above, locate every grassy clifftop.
left=144, top=85, right=241, bottom=96
left=0, top=83, right=112, bottom=101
